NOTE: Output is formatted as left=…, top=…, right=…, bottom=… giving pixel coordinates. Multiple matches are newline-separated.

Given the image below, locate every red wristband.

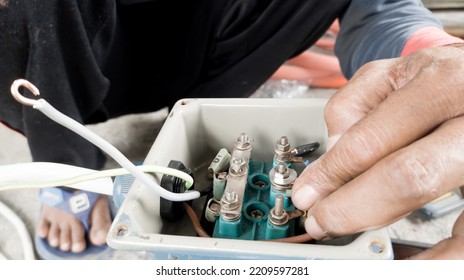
left=401, top=26, right=464, bottom=56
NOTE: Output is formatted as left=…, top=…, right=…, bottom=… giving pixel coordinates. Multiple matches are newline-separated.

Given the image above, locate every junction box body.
left=107, top=98, right=393, bottom=260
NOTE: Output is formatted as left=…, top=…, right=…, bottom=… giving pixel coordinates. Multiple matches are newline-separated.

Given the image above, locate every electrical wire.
left=0, top=201, right=35, bottom=260
left=10, top=79, right=199, bottom=202
left=10, top=79, right=313, bottom=250
left=0, top=162, right=194, bottom=260
left=0, top=162, right=193, bottom=196
left=183, top=202, right=210, bottom=238
left=34, top=100, right=198, bottom=201
left=183, top=202, right=313, bottom=243
left=267, top=233, right=313, bottom=243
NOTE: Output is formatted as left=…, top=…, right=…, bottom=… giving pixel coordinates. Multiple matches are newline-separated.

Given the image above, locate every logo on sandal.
left=69, top=193, right=90, bottom=214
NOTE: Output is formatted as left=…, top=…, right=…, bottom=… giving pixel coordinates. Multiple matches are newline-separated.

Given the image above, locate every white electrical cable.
left=0, top=162, right=194, bottom=195
left=0, top=163, right=192, bottom=261
left=10, top=79, right=200, bottom=201
left=36, top=101, right=199, bottom=201
left=0, top=201, right=35, bottom=260
left=0, top=163, right=113, bottom=195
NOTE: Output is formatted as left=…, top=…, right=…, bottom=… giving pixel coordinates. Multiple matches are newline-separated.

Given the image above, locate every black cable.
left=291, top=142, right=320, bottom=156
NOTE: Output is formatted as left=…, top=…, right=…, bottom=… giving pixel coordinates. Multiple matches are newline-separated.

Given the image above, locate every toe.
left=70, top=219, right=86, bottom=253
left=37, top=215, right=50, bottom=239
left=47, top=222, right=60, bottom=248
left=59, top=224, right=71, bottom=252
left=89, top=196, right=112, bottom=246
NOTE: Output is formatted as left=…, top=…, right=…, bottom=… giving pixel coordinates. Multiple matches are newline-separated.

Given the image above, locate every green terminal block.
left=213, top=161, right=295, bottom=240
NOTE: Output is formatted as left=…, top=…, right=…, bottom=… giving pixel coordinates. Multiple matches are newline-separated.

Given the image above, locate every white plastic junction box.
left=107, top=98, right=393, bottom=260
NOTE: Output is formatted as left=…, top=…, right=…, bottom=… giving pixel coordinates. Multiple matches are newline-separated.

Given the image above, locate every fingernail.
left=291, top=185, right=320, bottom=210
left=327, top=134, right=341, bottom=151
left=305, top=215, right=327, bottom=240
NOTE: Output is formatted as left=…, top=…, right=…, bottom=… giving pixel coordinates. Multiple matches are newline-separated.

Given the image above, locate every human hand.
left=291, top=43, right=464, bottom=259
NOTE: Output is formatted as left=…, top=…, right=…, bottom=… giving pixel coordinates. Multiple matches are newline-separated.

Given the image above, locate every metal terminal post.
left=235, top=132, right=251, bottom=151
left=269, top=162, right=297, bottom=191
left=223, top=189, right=238, bottom=208
left=220, top=133, right=252, bottom=222
left=220, top=189, right=240, bottom=221
left=269, top=194, right=289, bottom=226
left=274, top=136, right=292, bottom=164
left=274, top=136, right=304, bottom=164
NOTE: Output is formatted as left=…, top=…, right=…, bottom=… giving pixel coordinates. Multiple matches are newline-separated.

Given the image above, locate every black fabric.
left=0, top=0, right=349, bottom=169
left=184, top=0, right=348, bottom=99
left=0, top=0, right=115, bottom=169
left=103, top=0, right=349, bottom=115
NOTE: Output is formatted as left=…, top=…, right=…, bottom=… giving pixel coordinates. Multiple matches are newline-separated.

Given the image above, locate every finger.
left=292, top=60, right=397, bottom=209
left=326, top=44, right=464, bottom=143
left=305, top=116, right=464, bottom=239
left=324, top=58, right=397, bottom=141
left=292, top=48, right=464, bottom=211
left=408, top=210, right=464, bottom=259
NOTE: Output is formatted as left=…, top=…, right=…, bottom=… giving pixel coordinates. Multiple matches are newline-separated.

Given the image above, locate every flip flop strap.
left=39, top=187, right=100, bottom=231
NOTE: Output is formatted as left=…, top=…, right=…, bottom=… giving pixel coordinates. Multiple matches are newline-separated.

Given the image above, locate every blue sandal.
left=35, top=187, right=114, bottom=260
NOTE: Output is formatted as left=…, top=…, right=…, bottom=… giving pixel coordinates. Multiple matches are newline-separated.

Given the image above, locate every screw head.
left=275, top=136, right=290, bottom=152
left=221, top=189, right=239, bottom=210
left=274, top=136, right=292, bottom=163
left=229, top=157, right=247, bottom=176
left=235, top=132, right=251, bottom=150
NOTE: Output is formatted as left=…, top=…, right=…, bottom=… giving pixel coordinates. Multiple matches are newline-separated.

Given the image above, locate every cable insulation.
left=32, top=100, right=199, bottom=201
left=0, top=163, right=193, bottom=196
left=0, top=201, right=35, bottom=260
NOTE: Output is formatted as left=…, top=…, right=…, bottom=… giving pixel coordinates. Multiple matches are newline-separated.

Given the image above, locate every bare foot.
left=37, top=196, right=112, bottom=253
